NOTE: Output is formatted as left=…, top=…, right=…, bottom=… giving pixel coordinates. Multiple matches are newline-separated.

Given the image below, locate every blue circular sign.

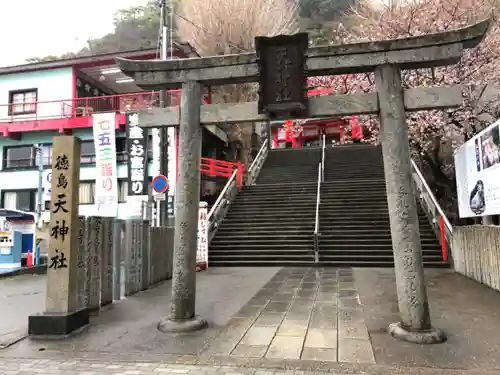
left=152, top=175, right=168, bottom=193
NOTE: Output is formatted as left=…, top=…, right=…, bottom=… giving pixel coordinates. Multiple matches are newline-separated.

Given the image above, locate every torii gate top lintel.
left=115, top=18, right=491, bottom=91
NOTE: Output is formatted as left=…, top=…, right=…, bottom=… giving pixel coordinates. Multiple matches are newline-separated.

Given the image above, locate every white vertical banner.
left=167, top=127, right=176, bottom=196
left=151, top=128, right=161, bottom=177
left=93, top=113, right=118, bottom=217
left=167, top=127, right=177, bottom=216
left=197, top=201, right=208, bottom=271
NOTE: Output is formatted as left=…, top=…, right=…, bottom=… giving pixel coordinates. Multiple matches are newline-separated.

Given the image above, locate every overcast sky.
left=0, top=0, right=149, bottom=67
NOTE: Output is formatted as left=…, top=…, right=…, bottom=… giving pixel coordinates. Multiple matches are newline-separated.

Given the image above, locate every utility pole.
left=158, top=0, right=170, bottom=226
left=35, top=144, right=44, bottom=266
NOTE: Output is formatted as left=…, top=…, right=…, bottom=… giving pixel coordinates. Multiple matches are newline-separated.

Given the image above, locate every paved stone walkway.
left=3, top=267, right=500, bottom=373
left=0, top=357, right=497, bottom=375
left=202, top=268, right=374, bottom=363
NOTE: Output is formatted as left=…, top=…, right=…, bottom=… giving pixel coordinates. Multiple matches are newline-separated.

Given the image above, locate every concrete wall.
left=0, top=68, right=73, bottom=121
left=452, top=225, right=500, bottom=292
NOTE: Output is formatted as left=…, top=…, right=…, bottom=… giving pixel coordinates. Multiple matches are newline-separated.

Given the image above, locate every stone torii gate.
left=116, top=19, right=490, bottom=343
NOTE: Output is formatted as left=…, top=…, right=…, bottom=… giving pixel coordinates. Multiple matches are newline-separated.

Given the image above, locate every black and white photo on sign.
left=469, top=180, right=486, bottom=215
left=480, top=124, right=500, bottom=170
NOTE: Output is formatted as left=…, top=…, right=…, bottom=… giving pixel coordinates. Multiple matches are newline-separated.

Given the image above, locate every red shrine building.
left=270, top=88, right=364, bottom=149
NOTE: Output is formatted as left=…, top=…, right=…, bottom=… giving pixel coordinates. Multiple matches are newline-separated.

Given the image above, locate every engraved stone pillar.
left=28, top=136, right=90, bottom=337
left=124, top=220, right=134, bottom=296
left=87, top=217, right=102, bottom=312
left=375, top=64, right=445, bottom=344
left=124, top=220, right=143, bottom=295
left=158, top=80, right=207, bottom=333
left=112, top=219, right=122, bottom=301
left=141, top=220, right=151, bottom=290
left=77, top=216, right=89, bottom=310
left=135, top=220, right=144, bottom=290
left=100, top=218, right=113, bottom=306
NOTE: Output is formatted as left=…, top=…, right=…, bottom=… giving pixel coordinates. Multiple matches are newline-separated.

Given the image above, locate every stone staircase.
left=319, top=144, right=446, bottom=267
left=208, top=148, right=321, bottom=266
left=208, top=144, right=447, bottom=267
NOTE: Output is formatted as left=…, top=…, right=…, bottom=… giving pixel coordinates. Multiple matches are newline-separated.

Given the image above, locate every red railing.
left=0, top=89, right=214, bottom=135
left=200, top=157, right=246, bottom=190
left=0, top=90, right=182, bottom=123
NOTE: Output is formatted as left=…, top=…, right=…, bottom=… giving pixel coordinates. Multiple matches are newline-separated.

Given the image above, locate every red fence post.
left=440, top=215, right=447, bottom=262
left=209, top=159, right=215, bottom=176
left=236, top=162, right=244, bottom=191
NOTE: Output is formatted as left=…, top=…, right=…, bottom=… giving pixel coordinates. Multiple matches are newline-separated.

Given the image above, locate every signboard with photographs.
left=455, top=119, right=500, bottom=218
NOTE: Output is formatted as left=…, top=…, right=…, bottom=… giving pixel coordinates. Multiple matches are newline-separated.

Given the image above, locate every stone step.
left=319, top=205, right=389, bottom=210
left=233, top=197, right=318, bottom=203
left=211, top=238, right=313, bottom=245
left=227, top=209, right=317, bottom=216
left=318, top=243, right=441, bottom=250
left=210, top=243, right=314, bottom=249
left=215, top=227, right=313, bottom=233
left=318, top=237, right=439, bottom=245
left=220, top=218, right=315, bottom=225
left=212, top=233, right=313, bottom=239
left=318, top=254, right=443, bottom=262
left=209, top=255, right=316, bottom=262
left=207, top=259, right=449, bottom=268
left=319, top=231, right=436, bottom=238
left=241, top=190, right=318, bottom=196
left=224, top=213, right=316, bottom=220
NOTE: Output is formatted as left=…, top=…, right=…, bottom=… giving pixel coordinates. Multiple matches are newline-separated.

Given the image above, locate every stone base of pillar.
left=157, top=315, right=207, bottom=333
left=389, top=322, right=446, bottom=344
left=28, top=308, right=90, bottom=338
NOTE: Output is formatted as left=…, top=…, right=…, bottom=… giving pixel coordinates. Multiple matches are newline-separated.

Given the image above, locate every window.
left=80, top=138, right=128, bottom=165
left=34, top=145, right=53, bottom=166
left=118, top=180, right=128, bottom=202
left=79, top=182, right=95, bottom=204
left=80, top=142, right=96, bottom=165
left=4, top=146, right=34, bottom=168
left=4, top=144, right=55, bottom=169
left=1, top=190, right=37, bottom=212
left=116, top=138, right=127, bottom=163
left=79, top=180, right=128, bottom=204
left=8, top=89, right=37, bottom=115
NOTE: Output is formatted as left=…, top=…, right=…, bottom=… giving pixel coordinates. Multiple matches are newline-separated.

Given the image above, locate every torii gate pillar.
left=375, top=65, right=444, bottom=343
left=157, top=80, right=207, bottom=333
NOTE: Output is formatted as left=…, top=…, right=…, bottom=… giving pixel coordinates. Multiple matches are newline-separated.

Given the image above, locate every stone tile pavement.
left=3, top=267, right=500, bottom=374
left=0, top=357, right=498, bottom=375
left=202, top=268, right=374, bottom=364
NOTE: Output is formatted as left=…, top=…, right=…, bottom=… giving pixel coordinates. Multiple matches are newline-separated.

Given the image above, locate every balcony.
left=0, top=90, right=184, bottom=137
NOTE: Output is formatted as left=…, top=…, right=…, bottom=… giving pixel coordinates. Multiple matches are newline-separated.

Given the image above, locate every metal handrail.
left=313, top=161, right=322, bottom=262
left=246, top=138, right=269, bottom=186
left=321, top=134, right=325, bottom=182
left=248, top=139, right=268, bottom=172
left=410, top=159, right=452, bottom=233
left=207, top=138, right=269, bottom=244
left=207, top=170, right=237, bottom=222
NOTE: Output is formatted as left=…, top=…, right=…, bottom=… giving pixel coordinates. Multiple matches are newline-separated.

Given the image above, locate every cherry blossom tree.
left=308, top=0, right=500, bottom=221
left=176, top=0, right=299, bottom=165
